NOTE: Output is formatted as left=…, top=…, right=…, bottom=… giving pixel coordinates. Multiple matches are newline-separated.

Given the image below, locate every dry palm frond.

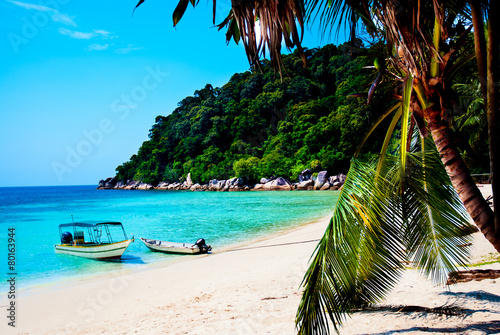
left=134, top=0, right=306, bottom=77
left=222, top=0, right=307, bottom=77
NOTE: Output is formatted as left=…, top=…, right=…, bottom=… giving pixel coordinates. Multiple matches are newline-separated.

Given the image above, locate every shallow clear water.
left=0, top=186, right=338, bottom=291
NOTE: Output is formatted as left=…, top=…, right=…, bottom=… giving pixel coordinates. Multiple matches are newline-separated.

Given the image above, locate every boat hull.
left=55, top=239, right=134, bottom=260
left=140, top=238, right=209, bottom=255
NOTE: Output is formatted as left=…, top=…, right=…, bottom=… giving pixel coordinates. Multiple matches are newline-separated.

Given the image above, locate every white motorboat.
left=140, top=237, right=211, bottom=255
left=55, top=221, right=134, bottom=260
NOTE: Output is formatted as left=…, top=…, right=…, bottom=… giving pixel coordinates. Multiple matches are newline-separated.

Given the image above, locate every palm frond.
left=304, top=0, right=376, bottom=41
left=376, top=105, right=402, bottom=173
left=393, top=145, right=474, bottom=283
left=400, top=74, right=413, bottom=169
left=297, top=91, right=475, bottom=334
left=227, top=0, right=306, bottom=75
left=304, top=0, right=354, bottom=40
left=296, top=158, right=405, bottom=335
left=355, top=102, right=401, bottom=158
left=446, top=53, right=476, bottom=81
left=172, top=0, right=197, bottom=27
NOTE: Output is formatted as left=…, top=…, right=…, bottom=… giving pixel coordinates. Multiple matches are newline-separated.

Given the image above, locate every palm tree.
left=133, top=0, right=499, bottom=333
left=296, top=2, right=500, bottom=331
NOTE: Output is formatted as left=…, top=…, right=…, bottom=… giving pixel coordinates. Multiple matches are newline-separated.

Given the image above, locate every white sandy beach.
left=2, top=186, right=499, bottom=335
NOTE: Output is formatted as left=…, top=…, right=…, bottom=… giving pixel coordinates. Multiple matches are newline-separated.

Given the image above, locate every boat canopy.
left=58, top=221, right=123, bottom=228
left=58, top=221, right=129, bottom=245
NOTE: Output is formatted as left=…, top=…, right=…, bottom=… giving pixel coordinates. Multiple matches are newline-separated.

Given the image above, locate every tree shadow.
left=356, top=320, right=500, bottom=334
left=440, top=290, right=500, bottom=304
left=350, top=295, right=500, bottom=335
left=357, top=304, right=469, bottom=317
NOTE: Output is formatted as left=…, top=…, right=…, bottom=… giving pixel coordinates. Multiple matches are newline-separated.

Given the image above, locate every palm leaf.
left=376, top=106, right=402, bottom=173
left=297, top=149, right=474, bottom=334
left=133, top=0, right=145, bottom=15
left=227, top=0, right=306, bottom=74
left=400, top=74, right=413, bottom=170
left=296, top=158, right=405, bottom=334
left=173, top=0, right=191, bottom=27
left=305, top=0, right=376, bottom=40
left=355, top=102, right=401, bottom=158
left=396, top=144, right=474, bottom=283
left=446, top=53, right=476, bottom=81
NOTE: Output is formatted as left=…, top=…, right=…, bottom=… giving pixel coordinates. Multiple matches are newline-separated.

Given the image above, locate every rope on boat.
left=226, top=239, right=320, bottom=252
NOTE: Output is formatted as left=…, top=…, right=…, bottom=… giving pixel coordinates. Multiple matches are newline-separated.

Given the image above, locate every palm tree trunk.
left=487, top=8, right=500, bottom=241
left=471, top=0, right=487, bottom=103
left=426, top=114, right=500, bottom=252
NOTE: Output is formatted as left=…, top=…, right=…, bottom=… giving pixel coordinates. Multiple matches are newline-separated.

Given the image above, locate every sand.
left=2, top=185, right=499, bottom=335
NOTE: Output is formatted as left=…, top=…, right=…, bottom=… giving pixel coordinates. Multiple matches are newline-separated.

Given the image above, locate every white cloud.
left=88, top=43, right=109, bottom=51
left=8, top=0, right=77, bottom=27
left=114, top=44, right=144, bottom=55
left=58, top=28, right=116, bottom=42
left=59, top=28, right=95, bottom=39
left=51, top=13, right=77, bottom=27
left=93, top=29, right=111, bottom=36
left=92, top=30, right=117, bottom=39
left=7, top=0, right=54, bottom=12
left=9, top=1, right=119, bottom=48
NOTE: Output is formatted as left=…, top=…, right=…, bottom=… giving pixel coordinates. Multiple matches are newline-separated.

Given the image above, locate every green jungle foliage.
left=114, top=41, right=487, bottom=186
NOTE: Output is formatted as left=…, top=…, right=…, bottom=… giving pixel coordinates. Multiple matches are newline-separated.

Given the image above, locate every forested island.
left=99, top=40, right=487, bottom=191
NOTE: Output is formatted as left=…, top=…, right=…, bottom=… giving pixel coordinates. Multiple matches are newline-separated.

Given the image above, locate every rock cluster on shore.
left=97, top=169, right=346, bottom=192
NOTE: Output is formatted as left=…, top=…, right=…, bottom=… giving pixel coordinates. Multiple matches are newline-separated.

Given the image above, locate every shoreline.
left=7, top=211, right=334, bottom=298
left=98, top=172, right=347, bottom=192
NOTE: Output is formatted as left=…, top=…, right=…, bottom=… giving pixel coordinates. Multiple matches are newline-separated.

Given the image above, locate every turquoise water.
left=0, top=186, right=338, bottom=291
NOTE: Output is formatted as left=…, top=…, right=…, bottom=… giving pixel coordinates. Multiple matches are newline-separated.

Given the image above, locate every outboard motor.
left=195, top=238, right=212, bottom=253
left=61, top=231, right=73, bottom=244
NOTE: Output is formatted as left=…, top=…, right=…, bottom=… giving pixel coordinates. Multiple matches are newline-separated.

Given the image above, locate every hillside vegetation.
left=113, top=41, right=485, bottom=186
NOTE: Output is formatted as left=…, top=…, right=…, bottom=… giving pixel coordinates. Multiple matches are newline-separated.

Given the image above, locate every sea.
left=0, top=185, right=338, bottom=292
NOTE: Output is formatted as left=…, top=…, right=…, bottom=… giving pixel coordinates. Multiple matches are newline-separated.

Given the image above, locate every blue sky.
left=0, top=0, right=341, bottom=187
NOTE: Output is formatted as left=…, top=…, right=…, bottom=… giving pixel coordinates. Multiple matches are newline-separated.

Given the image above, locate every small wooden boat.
left=140, top=237, right=211, bottom=255
left=55, top=221, right=134, bottom=260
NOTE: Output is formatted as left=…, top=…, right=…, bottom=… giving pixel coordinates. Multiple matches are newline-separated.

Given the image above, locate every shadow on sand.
left=357, top=320, right=500, bottom=334
left=350, top=298, right=500, bottom=334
